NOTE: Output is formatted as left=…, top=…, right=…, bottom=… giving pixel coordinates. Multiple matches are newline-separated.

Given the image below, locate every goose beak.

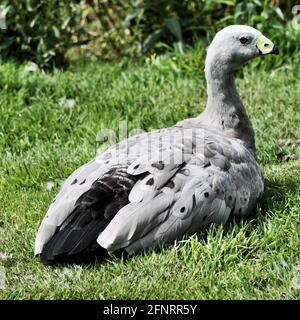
left=271, top=45, right=279, bottom=55
left=256, top=34, right=279, bottom=55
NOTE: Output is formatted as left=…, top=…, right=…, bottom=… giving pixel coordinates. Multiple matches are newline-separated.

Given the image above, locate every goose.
left=35, top=25, right=279, bottom=264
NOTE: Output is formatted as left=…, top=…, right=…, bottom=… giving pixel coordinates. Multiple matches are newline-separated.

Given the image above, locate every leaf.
left=123, top=12, right=137, bottom=27
left=253, top=0, right=262, bottom=7
left=62, top=17, right=71, bottom=30
left=142, top=29, right=164, bottom=53
left=42, top=50, right=55, bottom=58
left=52, top=26, right=60, bottom=39
left=174, top=41, right=184, bottom=55
left=25, top=0, right=33, bottom=12
left=274, top=7, right=284, bottom=21
left=215, top=0, right=235, bottom=5
left=165, top=16, right=183, bottom=42
left=30, top=15, right=39, bottom=28
left=123, top=9, right=143, bottom=27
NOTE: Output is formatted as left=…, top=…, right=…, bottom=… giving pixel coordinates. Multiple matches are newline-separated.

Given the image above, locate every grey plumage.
left=35, top=25, right=278, bottom=263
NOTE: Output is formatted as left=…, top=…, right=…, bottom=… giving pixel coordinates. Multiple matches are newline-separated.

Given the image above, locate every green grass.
left=0, top=51, right=300, bottom=299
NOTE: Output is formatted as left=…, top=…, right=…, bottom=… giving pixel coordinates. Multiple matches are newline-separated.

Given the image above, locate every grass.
left=0, top=50, right=300, bottom=299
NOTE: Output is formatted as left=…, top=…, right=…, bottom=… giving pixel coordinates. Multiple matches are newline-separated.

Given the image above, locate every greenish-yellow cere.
left=256, top=34, right=275, bottom=54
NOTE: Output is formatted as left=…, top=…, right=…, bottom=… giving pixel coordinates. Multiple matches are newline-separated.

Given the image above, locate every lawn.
left=0, top=51, right=300, bottom=299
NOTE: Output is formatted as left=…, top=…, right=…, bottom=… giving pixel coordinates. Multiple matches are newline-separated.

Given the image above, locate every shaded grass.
left=0, top=51, right=300, bottom=299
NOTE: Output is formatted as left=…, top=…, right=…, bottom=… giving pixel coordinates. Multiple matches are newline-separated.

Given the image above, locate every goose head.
left=206, top=25, right=279, bottom=73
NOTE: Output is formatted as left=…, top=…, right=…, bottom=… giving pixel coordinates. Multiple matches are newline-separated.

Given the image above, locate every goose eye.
left=239, top=37, right=249, bottom=44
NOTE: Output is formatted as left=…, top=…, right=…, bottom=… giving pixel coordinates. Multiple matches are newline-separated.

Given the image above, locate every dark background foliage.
left=0, top=0, right=299, bottom=67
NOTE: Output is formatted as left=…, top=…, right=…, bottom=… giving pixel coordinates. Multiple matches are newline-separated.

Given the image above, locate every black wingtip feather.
left=39, top=167, right=140, bottom=265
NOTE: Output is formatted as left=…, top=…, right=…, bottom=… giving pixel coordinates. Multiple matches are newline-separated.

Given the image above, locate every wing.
left=34, top=128, right=181, bottom=260
left=35, top=127, right=263, bottom=263
left=98, top=131, right=264, bottom=255
left=34, top=133, right=144, bottom=257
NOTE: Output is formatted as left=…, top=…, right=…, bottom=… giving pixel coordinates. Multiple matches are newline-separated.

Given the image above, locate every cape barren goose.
left=35, top=25, right=279, bottom=264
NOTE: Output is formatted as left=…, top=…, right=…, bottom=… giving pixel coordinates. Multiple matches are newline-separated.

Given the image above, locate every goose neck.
left=201, top=57, right=256, bottom=153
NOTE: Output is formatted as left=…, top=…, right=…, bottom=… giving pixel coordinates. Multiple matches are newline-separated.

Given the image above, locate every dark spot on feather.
left=71, top=179, right=77, bottom=185
left=79, top=179, right=86, bottom=185
left=192, top=194, right=196, bottom=207
left=239, top=208, right=242, bottom=213
left=204, top=162, right=211, bottom=168
left=228, top=195, right=232, bottom=201
left=133, top=164, right=139, bottom=170
left=146, top=177, right=154, bottom=186
left=180, top=207, right=185, bottom=213
left=244, top=198, right=247, bottom=202
left=202, top=215, right=207, bottom=221
left=204, top=192, right=209, bottom=198
left=151, top=161, right=164, bottom=170
left=179, top=168, right=190, bottom=176
left=165, top=180, right=175, bottom=189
